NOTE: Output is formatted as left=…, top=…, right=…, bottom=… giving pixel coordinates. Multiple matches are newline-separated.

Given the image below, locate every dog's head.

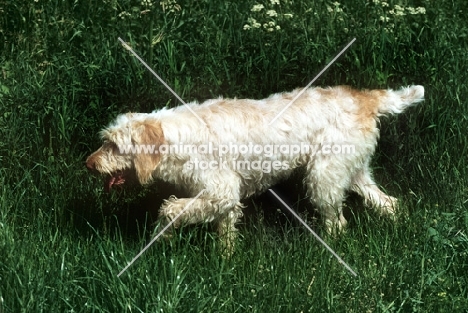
left=86, top=113, right=165, bottom=191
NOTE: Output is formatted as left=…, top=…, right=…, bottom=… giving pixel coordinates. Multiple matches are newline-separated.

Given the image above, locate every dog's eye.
left=109, top=142, right=122, bottom=154
left=103, top=141, right=119, bottom=153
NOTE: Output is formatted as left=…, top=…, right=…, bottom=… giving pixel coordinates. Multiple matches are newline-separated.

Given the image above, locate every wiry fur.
left=86, top=85, right=424, bottom=253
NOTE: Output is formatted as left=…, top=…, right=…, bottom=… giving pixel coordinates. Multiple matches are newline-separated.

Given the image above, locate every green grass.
left=1, top=0, right=467, bottom=312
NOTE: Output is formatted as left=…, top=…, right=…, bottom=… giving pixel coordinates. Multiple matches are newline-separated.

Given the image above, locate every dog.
left=86, top=85, right=424, bottom=253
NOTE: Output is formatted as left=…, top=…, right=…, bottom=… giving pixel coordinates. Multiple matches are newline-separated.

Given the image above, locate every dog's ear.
left=132, top=120, right=165, bottom=185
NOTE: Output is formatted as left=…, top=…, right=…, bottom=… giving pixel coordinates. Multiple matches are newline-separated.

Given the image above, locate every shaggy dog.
left=86, top=85, right=424, bottom=252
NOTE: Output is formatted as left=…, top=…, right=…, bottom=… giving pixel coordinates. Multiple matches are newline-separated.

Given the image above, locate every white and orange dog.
left=86, top=85, right=424, bottom=251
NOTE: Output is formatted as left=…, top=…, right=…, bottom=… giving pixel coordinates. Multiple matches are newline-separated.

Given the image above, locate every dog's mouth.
left=104, top=170, right=126, bottom=192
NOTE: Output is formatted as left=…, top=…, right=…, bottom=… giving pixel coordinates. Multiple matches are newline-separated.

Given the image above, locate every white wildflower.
left=283, top=13, right=293, bottom=18
left=407, top=6, right=426, bottom=15
left=141, top=0, right=153, bottom=7
left=384, top=23, right=394, bottom=33
left=266, top=10, right=278, bottom=17
left=332, top=2, right=343, bottom=12
left=248, top=17, right=261, bottom=28
left=270, top=0, right=280, bottom=5
left=379, top=16, right=390, bottom=22
left=243, top=24, right=251, bottom=30
left=416, top=7, right=426, bottom=14
left=251, top=4, right=264, bottom=12
left=118, top=11, right=132, bottom=19
left=393, top=5, right=405, bottom=16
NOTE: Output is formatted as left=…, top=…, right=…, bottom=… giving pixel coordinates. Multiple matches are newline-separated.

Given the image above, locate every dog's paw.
left=381, top=196, right=398, bottom=220
left=324, top=216, right=348, bottom=236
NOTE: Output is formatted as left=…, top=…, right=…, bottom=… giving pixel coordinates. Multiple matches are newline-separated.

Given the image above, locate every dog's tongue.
left=105, top=173, right=125, bottom=192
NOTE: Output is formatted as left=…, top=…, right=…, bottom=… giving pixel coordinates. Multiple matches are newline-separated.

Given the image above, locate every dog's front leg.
left=157, top=196, right=243, bottom=256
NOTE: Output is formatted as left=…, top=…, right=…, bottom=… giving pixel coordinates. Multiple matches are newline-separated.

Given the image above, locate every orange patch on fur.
left=346, top=87, right=387, bottom=134
left=132, top=119, right=166, bottom=185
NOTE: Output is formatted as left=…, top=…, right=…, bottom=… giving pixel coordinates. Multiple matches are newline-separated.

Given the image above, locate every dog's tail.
left=378, top=85, right=424, bottom=115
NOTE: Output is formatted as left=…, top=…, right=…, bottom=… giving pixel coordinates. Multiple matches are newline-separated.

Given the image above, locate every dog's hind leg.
left=304, top=159, right=350, bottom=234
left=351, top=164, right=398, bottom=218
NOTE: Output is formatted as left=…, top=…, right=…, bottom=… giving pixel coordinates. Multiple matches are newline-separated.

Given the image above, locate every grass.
left=1, top=0, right=467, bottom=312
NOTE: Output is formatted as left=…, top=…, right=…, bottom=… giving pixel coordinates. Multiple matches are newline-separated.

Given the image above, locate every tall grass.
left=1, top=0, right=467, bottom=312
